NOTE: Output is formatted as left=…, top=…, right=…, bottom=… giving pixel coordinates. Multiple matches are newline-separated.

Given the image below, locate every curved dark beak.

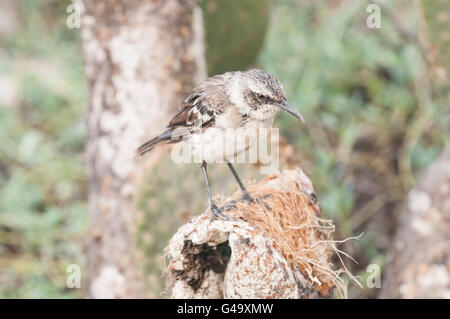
left=276, top=103, right=305, bottom=123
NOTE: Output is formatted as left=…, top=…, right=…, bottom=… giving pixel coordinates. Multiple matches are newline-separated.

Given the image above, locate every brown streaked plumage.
left=137, top=69, right=305, bottom=221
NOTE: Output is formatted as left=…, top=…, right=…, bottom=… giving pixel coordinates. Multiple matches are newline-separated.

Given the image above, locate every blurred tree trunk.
left=380, top=146, right=450, bottom=298
left=0, top=0, right=21, bottom=38
left=80, top=0, right=206, bottom=298
left=380, top=1, right=450, bottom=299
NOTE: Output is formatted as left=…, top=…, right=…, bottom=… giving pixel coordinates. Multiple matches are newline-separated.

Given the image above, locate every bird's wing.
left=137, top=73, right=234, bottom=157
left=167, top=73, right=232, bottom=130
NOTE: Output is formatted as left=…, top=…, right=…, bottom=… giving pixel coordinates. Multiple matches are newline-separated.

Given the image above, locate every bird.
left=137, top=69, right=305, bottom=221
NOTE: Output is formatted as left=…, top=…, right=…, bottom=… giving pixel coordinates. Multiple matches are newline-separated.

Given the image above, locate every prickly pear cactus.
left=421, top=0, right=450, bottom=81
left=202, top=0, right=269, bottom=75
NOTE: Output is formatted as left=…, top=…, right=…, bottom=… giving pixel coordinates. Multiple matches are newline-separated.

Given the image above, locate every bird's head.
left=229, top=69, right=304, bottom=123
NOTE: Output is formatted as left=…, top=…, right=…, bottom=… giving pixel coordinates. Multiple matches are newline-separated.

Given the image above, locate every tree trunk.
left=80, top=0, right=206, bottom=298
left=380, top=146, right=450, bottom=298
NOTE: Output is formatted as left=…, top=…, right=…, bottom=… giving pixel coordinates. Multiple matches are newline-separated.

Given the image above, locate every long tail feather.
left=137, top=129, right=174, bottom=156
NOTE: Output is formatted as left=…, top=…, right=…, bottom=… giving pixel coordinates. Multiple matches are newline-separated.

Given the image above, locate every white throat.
left=227, top=73, right=251, bottom=115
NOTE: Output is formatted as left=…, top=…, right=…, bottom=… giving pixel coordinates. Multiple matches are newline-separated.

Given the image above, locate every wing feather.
left=137, top=72, right=235, bottom=156
left=167, top=72, right=233, bottom=129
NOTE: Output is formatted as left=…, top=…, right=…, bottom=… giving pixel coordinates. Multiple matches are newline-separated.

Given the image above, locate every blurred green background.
left=0, top=0, right=448, bottom=298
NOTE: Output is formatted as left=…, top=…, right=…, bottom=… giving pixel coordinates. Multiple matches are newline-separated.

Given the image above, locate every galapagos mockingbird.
left=137, top=69, right=304, bottom=220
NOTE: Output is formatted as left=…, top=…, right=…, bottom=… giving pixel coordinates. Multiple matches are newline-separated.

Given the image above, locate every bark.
left=80, top=0, right=206, bottom=298
left=380, top=146, right=450, bottom=298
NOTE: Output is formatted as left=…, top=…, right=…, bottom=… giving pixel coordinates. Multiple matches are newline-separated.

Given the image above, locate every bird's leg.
left=225, top=161, right=271, bottom=210
left=201, top=161, right=232, bottom=221
left=226, top=161, right=252, bottom=200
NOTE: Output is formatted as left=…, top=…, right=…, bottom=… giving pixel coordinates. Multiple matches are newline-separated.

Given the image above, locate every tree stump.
left=165, top=168, right=348, bottom=298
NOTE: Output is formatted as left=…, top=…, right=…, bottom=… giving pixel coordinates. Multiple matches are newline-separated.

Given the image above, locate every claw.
left=221, top=202, right=237, bottom=211
left=227, top=193, right=271, bottom=211
left=210, top=204, right=234, bottom=222
left=253, top=195, right=271, bottom=211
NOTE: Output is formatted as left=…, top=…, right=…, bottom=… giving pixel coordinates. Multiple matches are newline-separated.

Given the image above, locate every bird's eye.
left=256, top=93, right=266, bottom=101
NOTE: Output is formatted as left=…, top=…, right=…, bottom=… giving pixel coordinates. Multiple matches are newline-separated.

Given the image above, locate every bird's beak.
left=276, top=103, right=305, bottom=123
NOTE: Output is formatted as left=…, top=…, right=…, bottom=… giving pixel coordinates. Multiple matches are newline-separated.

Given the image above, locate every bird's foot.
left=210, top=204, right=234, bottom=222
left=223, top=193, right=271, bottom=211
left=243, top=193, right=272, bottom=211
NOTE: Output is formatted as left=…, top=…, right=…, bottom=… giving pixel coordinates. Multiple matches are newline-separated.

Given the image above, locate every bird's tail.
left=136, top=129, right=174, bottom=157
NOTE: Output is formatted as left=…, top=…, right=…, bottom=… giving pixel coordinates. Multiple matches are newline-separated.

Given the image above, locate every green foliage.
left=259, top=0, right=449, bottom=297
left=0, top=0, right=86, bottom=298
left=421, top=0, right=450, bottom=78
left=202, top=0, right=269, bottom=75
